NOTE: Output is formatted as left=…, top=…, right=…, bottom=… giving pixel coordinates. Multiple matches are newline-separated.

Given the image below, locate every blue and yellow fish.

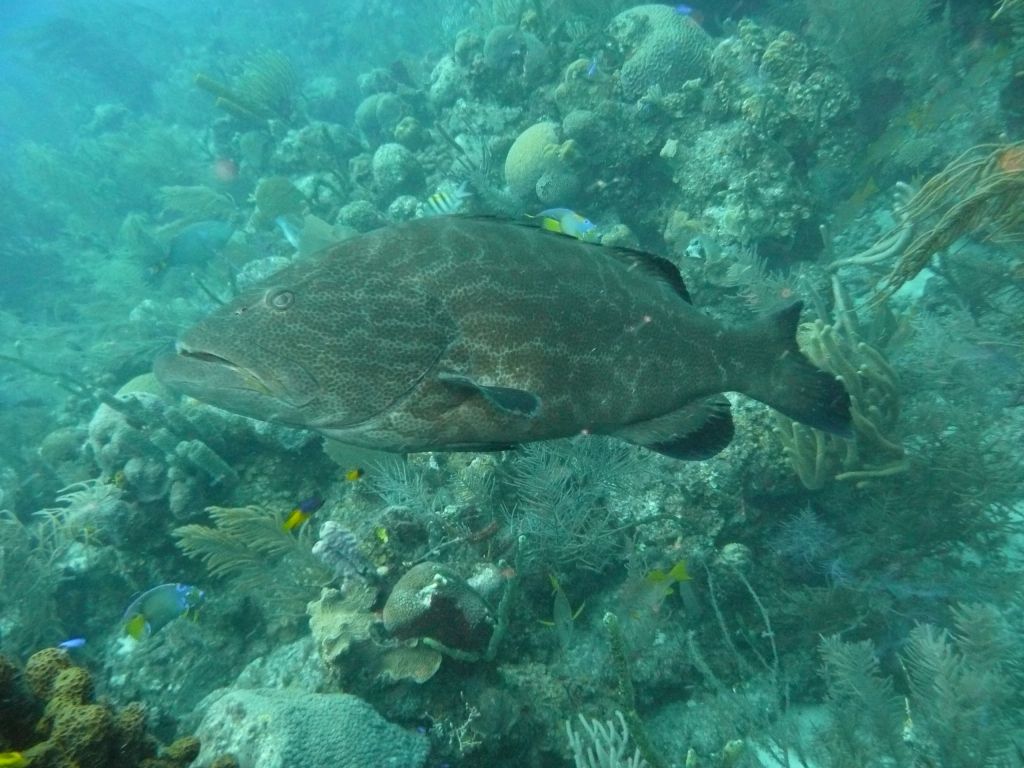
left=123, top=583, right=205, bottom=640
left=532, top=208, right=597, bottom=241
left=282, top=495, right=325, bottom=531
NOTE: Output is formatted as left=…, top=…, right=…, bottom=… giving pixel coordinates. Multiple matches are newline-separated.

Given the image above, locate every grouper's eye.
left=265, top=288, right=294, bottom=310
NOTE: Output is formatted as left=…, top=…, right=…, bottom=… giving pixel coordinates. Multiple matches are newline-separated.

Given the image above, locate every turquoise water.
left=0, top=1, right=1022, bottom=766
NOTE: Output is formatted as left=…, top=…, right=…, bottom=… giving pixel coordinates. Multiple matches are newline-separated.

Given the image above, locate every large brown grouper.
left=154, top=217, right=850, bottom=458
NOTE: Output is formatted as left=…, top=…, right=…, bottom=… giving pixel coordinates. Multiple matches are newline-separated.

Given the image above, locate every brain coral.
left=609, top=4, right=713, bottom=100
left=504, top=121, right=579, bottom=205
left=195, top=688, right=428, bottom=768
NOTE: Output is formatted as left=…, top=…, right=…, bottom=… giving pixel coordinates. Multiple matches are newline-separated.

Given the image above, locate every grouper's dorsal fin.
left=438, top=372, right=542, bottom=417
left=603, top=247, right=692, bottom=304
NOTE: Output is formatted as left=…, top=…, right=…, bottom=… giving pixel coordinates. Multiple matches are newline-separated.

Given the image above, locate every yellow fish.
left=282, top=496, right=324, bottom=531
left=344, top=467, right=364, bottom=482
left=0, top=753, right=28, bottom=768
left=645, top=559, right=690, bottom=587
left=124, top=613, right=148, bottom=641
left=618, top=559, right=692, bottom=619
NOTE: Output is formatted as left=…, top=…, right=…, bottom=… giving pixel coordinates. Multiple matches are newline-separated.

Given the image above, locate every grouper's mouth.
left=154, top=342, right=317, bottom=422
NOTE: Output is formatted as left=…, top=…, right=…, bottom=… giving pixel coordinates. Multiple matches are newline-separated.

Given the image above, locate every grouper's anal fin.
left=614, top=396, right=735, bottom=460
left=438, top=372, right=542, bottom=417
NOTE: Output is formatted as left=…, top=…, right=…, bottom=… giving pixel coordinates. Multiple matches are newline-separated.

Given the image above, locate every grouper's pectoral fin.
left=438, top=373, right=542, bottom=417
left=614, top=397, right=734, bottom=460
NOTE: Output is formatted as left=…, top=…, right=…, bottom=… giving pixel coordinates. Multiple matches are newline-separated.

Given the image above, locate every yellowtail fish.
left=282, top=495, right=325, bottom=531
left=534, top=208, right=597, bottom=241
left=123, top=583, right=205, bottom=640
left=422, top=181, right=472, bottom=216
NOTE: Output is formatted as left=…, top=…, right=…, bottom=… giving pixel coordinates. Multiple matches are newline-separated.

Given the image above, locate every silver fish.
left=155, top=218, right=850, bottom=458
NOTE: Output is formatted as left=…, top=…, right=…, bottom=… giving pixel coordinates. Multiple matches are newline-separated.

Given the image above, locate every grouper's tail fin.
left=742, top=302, right=852, bottom=436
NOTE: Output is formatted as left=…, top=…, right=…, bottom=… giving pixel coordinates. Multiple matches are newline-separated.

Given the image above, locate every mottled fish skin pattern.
left=156, top=217, right=848, bottom=454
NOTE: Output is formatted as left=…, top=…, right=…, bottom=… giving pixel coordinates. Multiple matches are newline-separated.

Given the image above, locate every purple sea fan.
left=312, top=521, right=373, bottom=586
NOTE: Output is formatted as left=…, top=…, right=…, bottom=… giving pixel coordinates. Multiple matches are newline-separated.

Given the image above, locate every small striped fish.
left=421, top=181, right=472, bottom=217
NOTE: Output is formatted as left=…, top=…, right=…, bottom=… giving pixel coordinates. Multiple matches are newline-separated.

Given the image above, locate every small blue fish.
left=585, top=57, right=599, bottom=78
left=123, top=583, right=205, bottom=640
left=671, top=4, right=704, bottom=23
left=533, top=208, right=598, bottom=241
left=58, top=637, right=86, bottom=649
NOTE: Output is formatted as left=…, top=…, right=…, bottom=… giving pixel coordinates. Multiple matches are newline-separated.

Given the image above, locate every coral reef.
left=2, top=3, right=1022, bottom=768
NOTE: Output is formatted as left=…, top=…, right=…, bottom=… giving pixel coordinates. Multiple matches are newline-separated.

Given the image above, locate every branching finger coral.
left=774, top=277, right=908, bottom=489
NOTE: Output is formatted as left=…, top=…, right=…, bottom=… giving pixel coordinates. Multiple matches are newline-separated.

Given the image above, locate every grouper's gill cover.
left=154, top=217, right=851, bottom=458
